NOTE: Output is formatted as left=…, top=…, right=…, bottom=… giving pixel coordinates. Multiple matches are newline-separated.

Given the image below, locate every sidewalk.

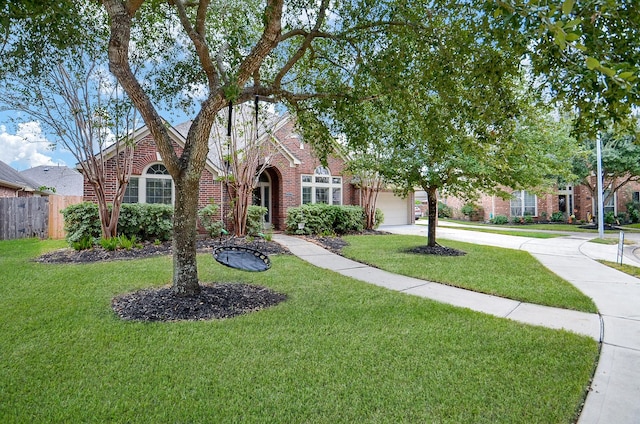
left=273, top=225, right=640, bottom=424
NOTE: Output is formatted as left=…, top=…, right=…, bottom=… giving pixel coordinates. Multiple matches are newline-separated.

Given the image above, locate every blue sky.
left=0, top=110, right=77, bottom=171
left=0, top=108, right=189, bottom=172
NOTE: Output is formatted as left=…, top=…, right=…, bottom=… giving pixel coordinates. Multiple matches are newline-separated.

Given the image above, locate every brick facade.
left=442, top=178, right=640, bottom=223
left=81, top=116, right=363, bottom=232
left=0, top=186, right=18, bottom=197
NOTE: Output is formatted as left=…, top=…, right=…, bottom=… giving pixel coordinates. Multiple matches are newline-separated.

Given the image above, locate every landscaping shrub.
left=198, top=202, right=225, bottom=237
left=333, top=206, right=365, bottom=234
left=62, top=202, right=173, bottom=249
left=551, top=211, right=565, bottom=222
left=490, top=215, right=509, bottom=225
left=626, top=201, right=640, bottom=223
left=97, top=235, right=141, bottom=251
left=61, top=202, right=101, bottom=245
left=119, top=203, right=173, bottom=241
left=285, top=204, right=370, bottom=235
left=247, top=205, right=268, bottom=235
left=604, top=211, right=617, bottom=225
left=437, top=201, right=452, bottom=218
left=523, top=214, right=534, bottom=224
left=71, top=235, right=96, bottom=251
left=374, top=208, right=384, bottom=229
left=461, top=202, right=484, bottom=221
left=286, top=204, right=339, bottom=235
left=99, top=236, right=120, bottom=251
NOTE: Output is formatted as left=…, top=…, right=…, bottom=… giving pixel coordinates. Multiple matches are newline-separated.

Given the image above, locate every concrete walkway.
left=273, top=224, right=640, bottom=424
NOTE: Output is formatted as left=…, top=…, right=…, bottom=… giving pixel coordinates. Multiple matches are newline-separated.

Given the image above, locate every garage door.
left=376, top=191, right=411, bottom=225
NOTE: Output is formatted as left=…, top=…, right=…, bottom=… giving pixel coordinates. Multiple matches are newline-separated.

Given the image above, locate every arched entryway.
left=253, top=172, right=272, bottom=228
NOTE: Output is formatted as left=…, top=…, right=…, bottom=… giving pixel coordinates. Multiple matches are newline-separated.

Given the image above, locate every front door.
left=252, top=173, right=271, bottom=228
left=558, top=185, right=574, bottom=220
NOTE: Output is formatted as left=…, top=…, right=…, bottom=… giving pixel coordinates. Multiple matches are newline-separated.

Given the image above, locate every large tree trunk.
left=172, top=175, right=202, bottom=295
left=426, top=186, right=438, bottom=247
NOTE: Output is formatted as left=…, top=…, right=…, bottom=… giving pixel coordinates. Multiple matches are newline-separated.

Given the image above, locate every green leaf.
left=565, top=32, right=580, bottom=42
left=619, top=71, right=635, bottom=80
left=600, top=66, right=616, bottom=77
left=554, top=31, right=566, bottom=50
left=564, top=18, right=582, bottom=29
left=586, top=57, right=600, bottom=70
left=562, top=0, right=575, bottom=15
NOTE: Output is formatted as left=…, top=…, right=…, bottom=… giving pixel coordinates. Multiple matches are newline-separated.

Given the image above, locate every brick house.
left=437, top=178, right=640, bottom=223
left=81, top=113, right=414, bottom=231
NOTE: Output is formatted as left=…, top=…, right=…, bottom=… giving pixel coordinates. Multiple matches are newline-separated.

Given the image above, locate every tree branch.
left=173, top=0, right=219, bottom=91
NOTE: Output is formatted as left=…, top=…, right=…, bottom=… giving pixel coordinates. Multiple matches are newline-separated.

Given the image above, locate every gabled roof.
left=175, top=107, right=302, bottom=171
left=20, top=165, right=84, bottom=196
left=0, top=160, right=49, bottom=194
left=78, top=119, right=224, bottom=176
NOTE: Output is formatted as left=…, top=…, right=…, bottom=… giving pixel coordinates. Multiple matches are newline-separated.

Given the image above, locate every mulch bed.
left=405, top=245, right=466, bottom=256
left=35, top=237, right=290, bottom=264
left=112, top=283, right=287, bottom=322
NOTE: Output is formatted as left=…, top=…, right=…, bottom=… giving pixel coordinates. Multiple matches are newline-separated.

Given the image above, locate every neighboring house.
left=20, top=165, right=84, bottom=196
left=437, top=177, right=640, bottom=223
left=81, top=113, right=414, bottom=230
left=0, top=160, right=50, bottom=198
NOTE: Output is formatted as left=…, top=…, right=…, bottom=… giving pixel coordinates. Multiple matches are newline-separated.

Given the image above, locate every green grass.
left=588, top=237, right=634, bottom=245
left=342, top=235, right=597, bottom=313
left=599, top=260, right=640, bottom=278
left=0, top=238, right=598, bottom=423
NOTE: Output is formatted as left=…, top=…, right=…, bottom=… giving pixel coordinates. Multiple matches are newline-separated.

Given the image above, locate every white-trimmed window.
left=603, top=189, right=616, bottom=215
left=301, top=166, right=342, bottom=205
left=124, top=163, right=174, bottom=204
left=510, top=190, right=537, bottom=216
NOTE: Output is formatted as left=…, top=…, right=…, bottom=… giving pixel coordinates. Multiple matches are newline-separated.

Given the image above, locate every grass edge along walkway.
left=0, top=238, right=598, bottom=423
left=342, top=234, right=597, bottom=313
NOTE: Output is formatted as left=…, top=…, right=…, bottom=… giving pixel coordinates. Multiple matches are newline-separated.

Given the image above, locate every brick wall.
left=0, top=186, right=17, bottom=197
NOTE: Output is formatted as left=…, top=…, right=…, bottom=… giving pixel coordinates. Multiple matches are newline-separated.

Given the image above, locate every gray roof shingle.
left=20, top=165, right=84, bottom=196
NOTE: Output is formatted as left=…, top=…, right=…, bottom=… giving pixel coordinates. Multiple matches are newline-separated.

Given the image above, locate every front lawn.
left=342, top=234, right=597, bottom=313
left=0, top=239, right=598, bottom=423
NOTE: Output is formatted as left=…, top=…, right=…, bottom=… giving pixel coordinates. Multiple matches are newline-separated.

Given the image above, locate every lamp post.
left=596, top=133, right=604, bottom=239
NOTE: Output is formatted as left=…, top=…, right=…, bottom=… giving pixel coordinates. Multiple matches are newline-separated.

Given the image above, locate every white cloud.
left=0, top=122, right=62, bottom=168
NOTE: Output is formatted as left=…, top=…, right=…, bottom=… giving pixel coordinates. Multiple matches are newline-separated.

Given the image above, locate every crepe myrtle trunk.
left=426, top=186, right=438, bottom=247
left=172, top=175, right=202, bottom=296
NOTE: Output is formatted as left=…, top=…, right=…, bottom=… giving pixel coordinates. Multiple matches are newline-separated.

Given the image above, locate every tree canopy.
left=494, top=0, right=640, bottom=134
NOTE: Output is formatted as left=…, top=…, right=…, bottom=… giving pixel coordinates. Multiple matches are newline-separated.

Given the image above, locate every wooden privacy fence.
left=48, top=195, right=83, bottom=239
left=0, top=195, right=83, bottom=240
left=0, top=197, right=48, bottom=240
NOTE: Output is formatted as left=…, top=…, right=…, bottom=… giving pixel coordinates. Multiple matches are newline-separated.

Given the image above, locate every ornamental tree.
left=0, top=4, right=138, bottom=240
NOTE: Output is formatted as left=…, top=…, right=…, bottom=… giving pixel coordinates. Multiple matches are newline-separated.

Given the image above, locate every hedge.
left=285, top=204, right=381, bottom=235
left=61, top=202, right=174, bottom=246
